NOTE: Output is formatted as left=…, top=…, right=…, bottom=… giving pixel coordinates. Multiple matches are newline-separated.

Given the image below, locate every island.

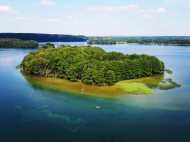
left=0, top=38, right=38, bottom=48
left=20, top=45, right=165, bottom=87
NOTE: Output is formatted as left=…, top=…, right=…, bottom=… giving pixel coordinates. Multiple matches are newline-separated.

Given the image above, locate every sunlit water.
left=1, top=43, right=190, bottom=142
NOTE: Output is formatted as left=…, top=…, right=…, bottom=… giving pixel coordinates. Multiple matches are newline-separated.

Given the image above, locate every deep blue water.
left=1, top=44, right=190, bottom=142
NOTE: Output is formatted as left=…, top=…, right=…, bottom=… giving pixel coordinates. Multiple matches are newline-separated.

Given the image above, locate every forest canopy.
left=0, top=33, right=87, bottom=42
left=20, top=45, right=165, bottom=86
left=0, top=38, right=38, bottom=48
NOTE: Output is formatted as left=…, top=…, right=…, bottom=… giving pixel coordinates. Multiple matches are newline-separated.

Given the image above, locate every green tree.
left=104, top=70, right=116, bottom=85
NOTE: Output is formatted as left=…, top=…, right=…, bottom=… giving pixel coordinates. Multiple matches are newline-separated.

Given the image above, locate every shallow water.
left=1, top=44, right=190, bottom=142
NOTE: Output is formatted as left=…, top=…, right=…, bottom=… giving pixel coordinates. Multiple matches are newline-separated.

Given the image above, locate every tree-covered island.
left=20, top=45, right=165, bottom=86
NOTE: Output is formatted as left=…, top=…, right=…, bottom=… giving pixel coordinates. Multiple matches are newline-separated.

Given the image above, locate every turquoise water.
left=1, top=44, right=190, bottom=142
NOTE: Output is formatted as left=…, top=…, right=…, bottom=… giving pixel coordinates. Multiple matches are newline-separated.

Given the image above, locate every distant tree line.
left=0, top=38, right=38, bottom=48
left=0, top=33, right=87, bottom=42
left=125, top=38, right=190, bottom=45
left=21, top=45, right=165, bottom=86
left=88, top=39, right=116, bottom=45
left=88, top=36, right=190, bottom=46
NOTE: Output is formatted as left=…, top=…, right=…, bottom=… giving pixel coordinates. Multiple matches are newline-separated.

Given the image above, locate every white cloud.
left=157, top=8, right=167, bottom=13
left=46, top=18, right=61, bottom=22
left=40, top=0, right=56, bottom=6
left=87, top=4, right=167, bottom=17
left=139, top=7, right=167, bottom=19
left=188, top=2, right=190, bottom=6
left=126, top=4, right=139, bottom=10
left=15, top=16, right=25, bottom=20
left=87, top=4, right=139, bottom=12
left=67, top=15, right=74, bottom=20
left=15, top=16, right=64, bottom=23
left=0, top=5, right=12, bottom=13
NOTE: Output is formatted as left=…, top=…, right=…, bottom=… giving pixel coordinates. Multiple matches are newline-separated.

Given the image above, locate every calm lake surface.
left=1, top=43, right=190, bottom=142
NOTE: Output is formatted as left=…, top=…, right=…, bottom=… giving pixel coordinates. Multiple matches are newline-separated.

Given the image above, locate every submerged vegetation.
left=0, top=38, right=38, bottom=48
left=21, top=45, right=165, bottom=86
left=158, top=78, right=181, bottom=90
left=165, top=69, right=173, bottom=74
left=25, top=75, right=164, bottom=96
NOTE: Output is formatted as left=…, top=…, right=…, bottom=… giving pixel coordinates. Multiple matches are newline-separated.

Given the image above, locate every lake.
left=1, top=43, right=190, bottom=142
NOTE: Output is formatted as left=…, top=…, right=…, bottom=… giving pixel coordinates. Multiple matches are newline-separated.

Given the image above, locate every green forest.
left=0, top=38, right=39, bottom=48
left=21, top=45, right=165, bottom=86
left=88, top=36, right=190, bottom=46
left=88, top=39, right=116, bottom=45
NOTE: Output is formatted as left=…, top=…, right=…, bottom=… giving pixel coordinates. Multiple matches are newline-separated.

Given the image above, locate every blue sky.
left=0, top=0, right=189, bottom=36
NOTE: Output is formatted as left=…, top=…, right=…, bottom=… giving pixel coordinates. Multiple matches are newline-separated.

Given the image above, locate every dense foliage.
left=0, top=38, right=38, bottom=48
left=88, top=39, right=116, bottom=45
left=89, top=36, right=190, bottom=46
left=21, top=45, right=164, bottom=86
left=0, top=33, right=87, bottom=42
left=40, top=43, right=55, bottom=49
